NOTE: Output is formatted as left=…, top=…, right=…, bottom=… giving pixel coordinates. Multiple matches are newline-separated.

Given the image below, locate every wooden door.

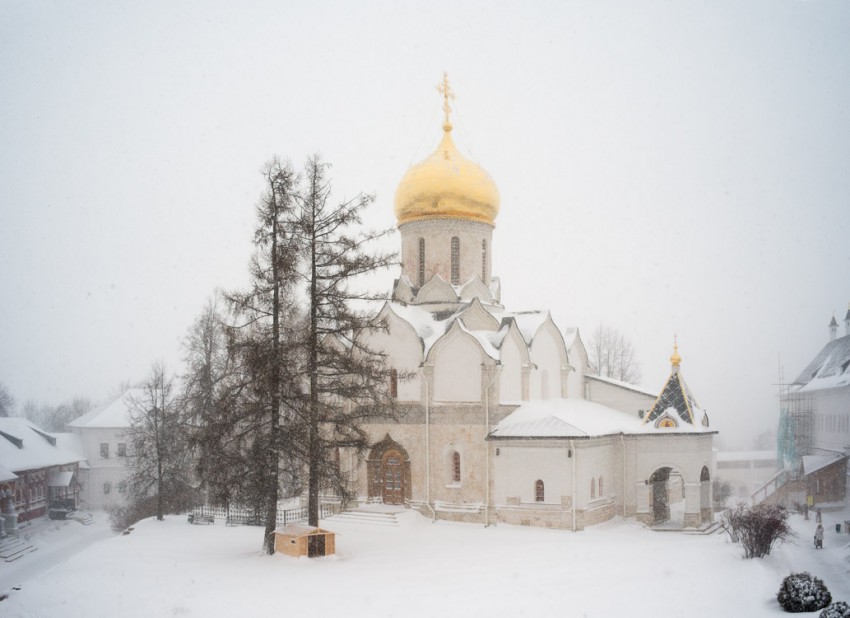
left=381, top=450, right=405, bottom=505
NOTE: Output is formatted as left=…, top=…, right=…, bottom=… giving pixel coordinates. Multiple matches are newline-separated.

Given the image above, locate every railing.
left=191, top=502, right=340, bottom=526
left=751, top=469, right=789, bottom=505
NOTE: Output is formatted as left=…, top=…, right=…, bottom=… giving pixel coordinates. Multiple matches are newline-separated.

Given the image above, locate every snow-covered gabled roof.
left=507, top=311, right=549, bottom=345
left=0, top=462, right=18, bottom=483
left=455, top=320, right=499, bottom=360
left=490, top=399, right=708, bottom=439
left=69, top=389, right=142, bottom=429
left=491, top=400, right=639, bottom=438
left=54, top=432, right=89, bottom=469
left=383, top=302, right=449, bottom=357
left=792, top=334, right=850, bottom=391
left=0, top=417, right=85, bottom=473
left=801, top=454, right=847, bottom=476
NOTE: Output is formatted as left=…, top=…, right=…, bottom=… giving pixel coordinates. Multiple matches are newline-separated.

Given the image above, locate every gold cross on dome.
left=436, top=72, right=455, bottom=128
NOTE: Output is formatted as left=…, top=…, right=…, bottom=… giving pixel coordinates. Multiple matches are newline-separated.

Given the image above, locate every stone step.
left=68, top=513, right=95, bottom=526
left=0, top=539, right=38, bottom=562
left=325, top=510, right=400, bottom=526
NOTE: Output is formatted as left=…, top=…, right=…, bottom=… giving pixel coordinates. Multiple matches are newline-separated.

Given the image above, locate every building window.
left=481, top=239, right=487, bottom=282
left=535, top=479, right=545, bottom=502
left=450, top=237, right=460, bottom=285
left=100, top=443, right=109, bottom=458
left=103, top=482, right=111, bottom=495
left=418, top=238, right=425, bottom=287
left=118, top=481, right=127, bottom=494
left=598, top=476, right=603, bottom=497
left=117, top=443, right=126, bottom=457
left=452, top=451, right=461, bottom=483
left=590, top=478, right=596, bottom=499
left=389, top=369, right=398, bottom=399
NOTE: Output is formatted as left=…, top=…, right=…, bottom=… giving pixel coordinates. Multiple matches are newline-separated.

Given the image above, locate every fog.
left=2, top=0, right=849, bottom=449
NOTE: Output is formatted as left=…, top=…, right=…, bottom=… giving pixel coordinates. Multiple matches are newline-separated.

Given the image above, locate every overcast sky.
left=2, top=0, right=848, bottom=449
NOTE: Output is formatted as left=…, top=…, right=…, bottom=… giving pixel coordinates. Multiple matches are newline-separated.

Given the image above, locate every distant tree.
left=0, top=382, right=15, bottom=417
left=126, top=362, right=193, bottom=521
left=712, top=479, right=732, bottom=511
left=721, top=502, right=793, bottom=558
left=22, top=397, right=93, bottom=431
left=181, top=294, right=279, bottom=516
left=587, top=324, right=641, bottom=384
left=753, top=430, right=776, bottom=451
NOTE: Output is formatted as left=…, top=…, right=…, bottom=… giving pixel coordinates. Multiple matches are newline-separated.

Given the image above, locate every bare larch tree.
left=127, top=362, right=191, bottom=521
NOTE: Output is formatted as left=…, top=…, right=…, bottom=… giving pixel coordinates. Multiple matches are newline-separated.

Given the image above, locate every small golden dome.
left=670, top=341, right=682, bottom=368
left=394, top=124, right=500, bottom=226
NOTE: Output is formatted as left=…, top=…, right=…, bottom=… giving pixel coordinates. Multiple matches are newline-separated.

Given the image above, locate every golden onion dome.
left=394, top=124, right=500, bottom=226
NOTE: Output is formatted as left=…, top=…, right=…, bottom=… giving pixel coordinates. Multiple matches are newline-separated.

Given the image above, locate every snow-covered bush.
left=722, top=502, right=793, bottom=558
left=820, top=601, right=850, bottom=618
left=776, top=572, right=832, bottom=613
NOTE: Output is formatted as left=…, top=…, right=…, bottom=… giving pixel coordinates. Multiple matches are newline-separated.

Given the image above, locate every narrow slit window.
left=452, top=451, right=461, bottom=483
left=481, top=239, right=487, bottom=282
left=535, top=479, right=545, bottom=502
left=451, top=236, right=460, bottom=285
left=390, top=369, right=398, bottom=399
left=418, top=238, right=425, bottom=287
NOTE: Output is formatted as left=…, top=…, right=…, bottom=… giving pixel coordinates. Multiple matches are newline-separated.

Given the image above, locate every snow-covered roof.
left=54, top=432, right=89, bottom=469
left=69, top=389, right=142, bottom=428
left=792, top=334, right=850, bottom=392
left=801, top=454, right=847, bottom=476
left=586, top=374, right=657, bottom=397
left=490, top=399, right=708, bottom=439
left=0, top=462, right=18, bottom=483
left=0, top=417, right=85, bottom=473
left=508, top=311, right=549, bottom=345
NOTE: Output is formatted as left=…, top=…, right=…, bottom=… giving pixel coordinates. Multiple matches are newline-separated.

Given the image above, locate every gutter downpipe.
left=483, top=365, right=496, bottom=527
left=424, top=369, right=436, bottom=522
left=571, top=438, right=577, bottom=532
left=621, top=433, right=627, bottom=518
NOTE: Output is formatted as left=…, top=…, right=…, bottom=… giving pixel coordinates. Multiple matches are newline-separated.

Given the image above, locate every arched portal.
left=367, top=435, right=411, bottom=505
left=700, top=465, right=712, bottom=524
left=649, top=467, right=671, bottom=523
left=650, top=466, right=686, bottom=527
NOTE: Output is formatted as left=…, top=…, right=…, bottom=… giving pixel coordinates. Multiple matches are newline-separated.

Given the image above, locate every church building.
left=347, top=78, right=716, bottom=530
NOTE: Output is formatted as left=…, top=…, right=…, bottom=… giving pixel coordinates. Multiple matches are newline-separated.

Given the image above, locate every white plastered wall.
left=529, top=329, right=563, bottom=400
left=432, top=333, right=483, bottom=402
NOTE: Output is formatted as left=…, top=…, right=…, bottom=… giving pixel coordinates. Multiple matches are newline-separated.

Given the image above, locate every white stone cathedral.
left=348, top=79, right=716, bottom=530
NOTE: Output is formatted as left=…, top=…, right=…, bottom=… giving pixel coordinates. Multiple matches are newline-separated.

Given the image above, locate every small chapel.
left=347, top=77, right=716, bottom=530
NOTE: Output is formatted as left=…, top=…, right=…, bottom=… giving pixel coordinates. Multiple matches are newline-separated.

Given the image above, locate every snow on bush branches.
left=776, top=572, right=832, bottom=613
left=721, top=502, right=793, bottom=558
left=820, top=601, right=850, bottom=618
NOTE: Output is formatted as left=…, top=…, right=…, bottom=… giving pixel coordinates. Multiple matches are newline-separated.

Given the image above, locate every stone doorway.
left=367, top=434, right=411, bottom=505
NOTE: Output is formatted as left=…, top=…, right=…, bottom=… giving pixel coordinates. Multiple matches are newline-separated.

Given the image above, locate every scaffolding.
left=777, top=372, right=814, bottom=473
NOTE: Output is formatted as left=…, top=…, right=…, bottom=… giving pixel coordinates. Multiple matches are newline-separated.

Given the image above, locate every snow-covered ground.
left=2, top=507, right=850, bottom=617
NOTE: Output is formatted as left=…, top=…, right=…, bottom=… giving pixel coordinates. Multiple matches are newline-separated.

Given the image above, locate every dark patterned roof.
left=645, top=371, right=701, bottom=426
